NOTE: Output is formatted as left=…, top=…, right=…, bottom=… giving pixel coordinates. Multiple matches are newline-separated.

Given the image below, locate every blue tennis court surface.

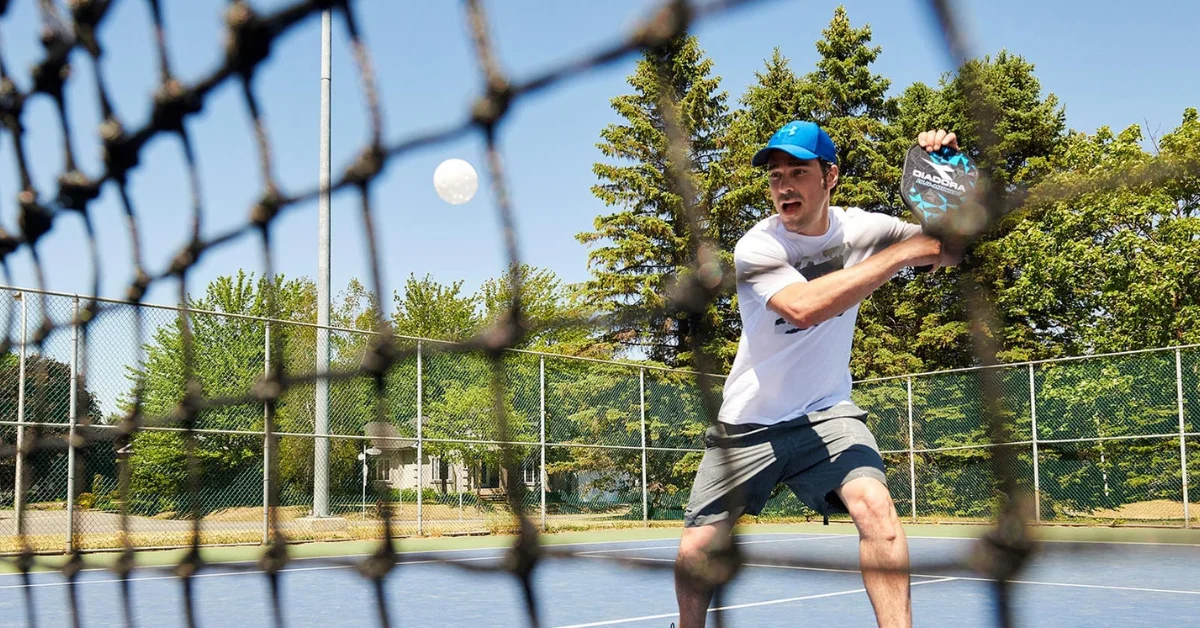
left=2, top=531, right=1197, bottom=627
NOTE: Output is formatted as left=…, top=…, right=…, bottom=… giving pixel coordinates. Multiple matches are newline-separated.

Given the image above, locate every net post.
left=14, top=291, right=27, bottom=536
left=1030, top=362, right=1040, bottom=524
left=312, top=6, right=333, bottom=520
left=263, top=320, right=271, bottom=545
left=1178, top=348, right=1190, bottom=528
left=66, top=295, right=80, bottom=553
left=907, top=376, right=916, bottom=523
left=539, top=355, right=546, bottom=531
left=640, top=368, right=648, bottom=527
left=417, top=340, right=424, bottom=536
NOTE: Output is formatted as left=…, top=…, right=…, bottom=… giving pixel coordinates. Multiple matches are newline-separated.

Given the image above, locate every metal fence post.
left=1178, top=348, right=1190, bottom=528
left=1030, top=363, right=1040, bottom=523
left=417, top=340, right=423, bottom=535
left=540, top=356, right=547, bottom=531
left=263, top=320, right=271, bottom=545
left=640, top=368, right=648, bottom=527
left=907, top=376, right=916, bottom=523
left=13, top=292, right=27, bottom=536
left=66, top=296, right=80, bottom=552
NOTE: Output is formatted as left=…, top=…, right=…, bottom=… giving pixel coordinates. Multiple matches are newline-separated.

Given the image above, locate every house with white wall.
left=364, top=420, right=537, bottom=497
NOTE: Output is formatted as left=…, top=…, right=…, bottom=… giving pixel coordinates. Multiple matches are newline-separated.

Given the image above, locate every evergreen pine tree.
left=797, top=6, right=900, bottom=215
left=577, top=35, right=730, bottom=367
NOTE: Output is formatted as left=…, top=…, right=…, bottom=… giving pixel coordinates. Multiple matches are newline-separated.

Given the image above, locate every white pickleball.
left=432, top=158, right=479, bottom=205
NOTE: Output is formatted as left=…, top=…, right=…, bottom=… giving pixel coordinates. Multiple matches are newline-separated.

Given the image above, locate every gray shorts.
left=682, top=408, right=887, bottom=528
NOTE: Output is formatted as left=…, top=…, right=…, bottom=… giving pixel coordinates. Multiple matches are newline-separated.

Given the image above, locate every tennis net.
left=0, top=1, right=1196, bottom=627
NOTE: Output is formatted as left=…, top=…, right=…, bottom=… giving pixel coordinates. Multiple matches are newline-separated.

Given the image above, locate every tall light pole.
left=313, top=9, right=333, bottom=518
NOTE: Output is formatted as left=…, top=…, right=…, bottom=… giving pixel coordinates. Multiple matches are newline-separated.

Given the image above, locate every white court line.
left=10, top=528, right=1187, bottom=580
left=6, top=533, right=1196, bottom=599
left=578, top=554, right=869, bottom=577
left=550, top=577, right=958, bottom=628
left=937, top=577, right=1200, bottom=597
left=3, top=526, right=1192, bottom=582
left=583, top=555, right=1200, bottom=596
left=740, top=530, right=1200, bottom=548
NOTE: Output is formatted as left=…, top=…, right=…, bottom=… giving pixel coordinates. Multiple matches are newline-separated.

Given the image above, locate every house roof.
left=363, top=420, right=417, bottom=450
left=363, top=416, right=518, bottom=453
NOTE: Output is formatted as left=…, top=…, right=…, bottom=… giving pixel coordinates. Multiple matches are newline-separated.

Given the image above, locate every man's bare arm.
left=767, top=234, right=950, bottom=330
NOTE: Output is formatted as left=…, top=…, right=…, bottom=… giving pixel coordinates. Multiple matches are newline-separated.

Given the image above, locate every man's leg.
left=837, top=476, right=911, bottom=628
left=674, top=519, right=734, bottom=628
left=675, top=423, right=780, bottom=628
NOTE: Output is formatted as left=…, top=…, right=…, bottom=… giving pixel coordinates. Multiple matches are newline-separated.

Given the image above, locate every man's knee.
left=839, top=477, right=900, bottom=539
left=677, top=521, right=727, bottom=561
left=676, top=522, right=736, bottom=587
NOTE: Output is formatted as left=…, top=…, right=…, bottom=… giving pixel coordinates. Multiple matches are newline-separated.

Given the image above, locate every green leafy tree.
left=801, top=8, right=933, bottom=378
left=542, top=359, right=643, bottom=514
left=854, top=48, right=1067, bottom=377
left=876, top=110, right=1200, bottom=518
left=0, top=353, right=103, bottom=425
left=118, top=272, right=318, bottom=515
left=270, top=277, right=401, bottom=504
left=894, top=50, right=1067, bottom=192
left=722, top=48, right=807, bottom=244
left=478, top=263, right=607, bottom=357
left=577, top=34, right=731, bottom=368
left=1035, top=354, right=1182, bottom=518
left=324, top=267, right=605, bottom=500
left=714, top=51, right=808, bottom=368
left=392, top=274, right=480, bottom=342
left=981, top=109, right=1200, bottom=359
left=795, top=6, right=900, bottom=215
left=421, top=377, right=535, bottom=477
left=414, top=266, right=586, bottom=494
left=0, top=353, right=103, bottom=505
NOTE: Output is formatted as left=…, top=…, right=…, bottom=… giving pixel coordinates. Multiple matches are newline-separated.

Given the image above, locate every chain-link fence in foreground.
left=2, top=287, right=1195, bottom=553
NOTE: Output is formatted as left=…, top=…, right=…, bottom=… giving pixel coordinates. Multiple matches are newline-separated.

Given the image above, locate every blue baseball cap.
left=751, top=120, right=838, bottom=167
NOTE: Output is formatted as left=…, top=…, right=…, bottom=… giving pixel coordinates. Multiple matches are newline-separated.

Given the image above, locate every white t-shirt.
left=718, top=206, right=921, bottom=426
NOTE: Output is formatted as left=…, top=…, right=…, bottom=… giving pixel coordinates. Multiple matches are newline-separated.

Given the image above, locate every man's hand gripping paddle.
left=900, top=144, right=987, bottom=272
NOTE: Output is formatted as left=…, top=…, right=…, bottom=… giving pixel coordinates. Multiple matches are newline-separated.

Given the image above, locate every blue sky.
left=1, top=0, right=1196, bottom=318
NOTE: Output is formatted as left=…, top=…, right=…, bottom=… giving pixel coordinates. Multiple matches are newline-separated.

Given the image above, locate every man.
left=673, top=121, right=960, bottom=628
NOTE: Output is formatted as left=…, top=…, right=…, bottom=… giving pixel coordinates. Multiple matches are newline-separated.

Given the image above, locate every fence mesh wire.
left=2, top=295, right=1194, bottom=551
left=1185, top=348, right=1200, bottom=528
left=0, top=0, right=1197, bottom=627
